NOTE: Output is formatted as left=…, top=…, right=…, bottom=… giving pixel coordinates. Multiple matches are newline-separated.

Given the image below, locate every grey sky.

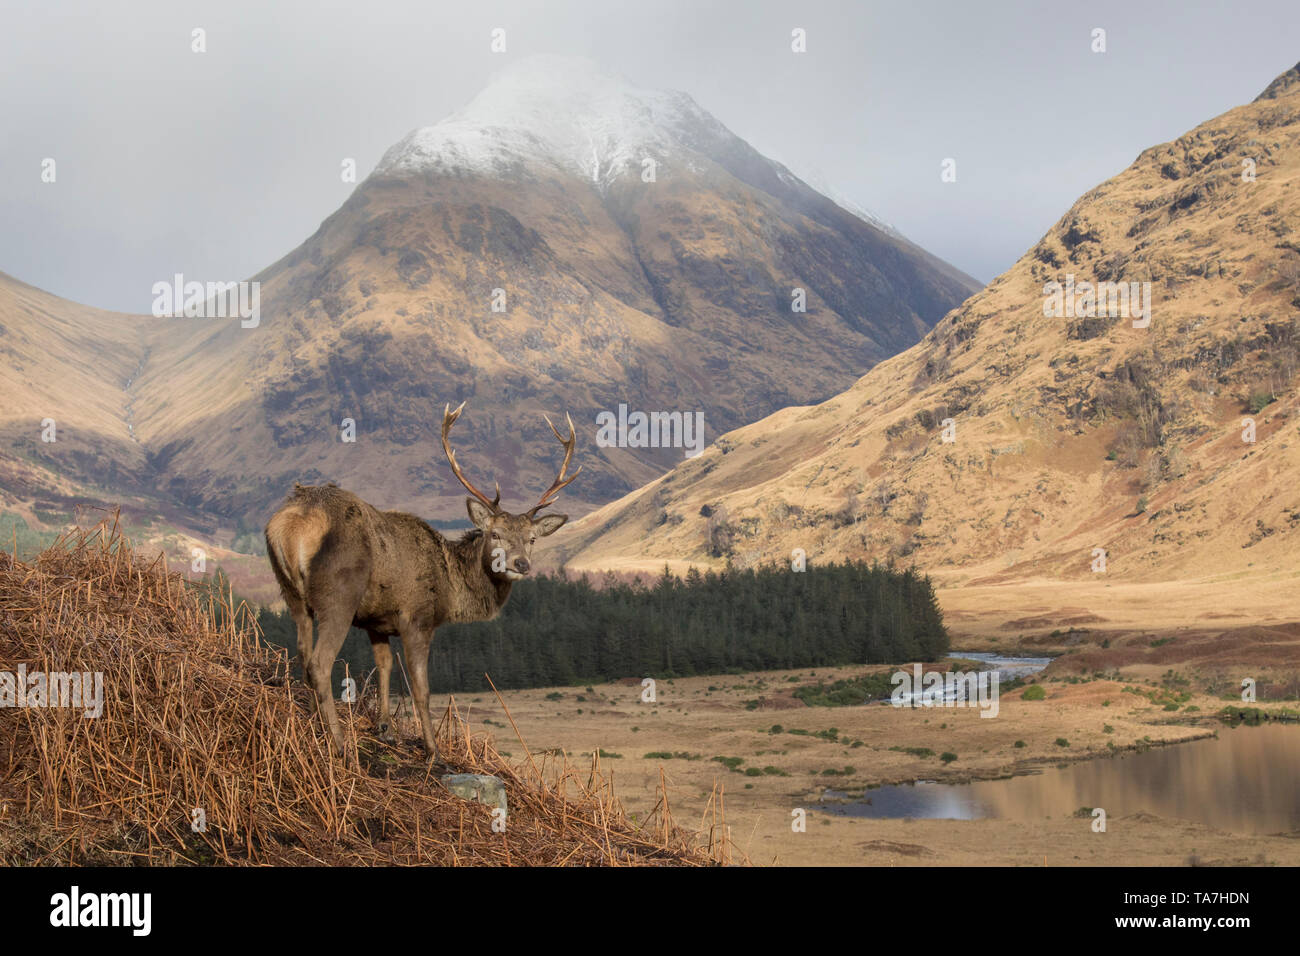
left=2, top=0, right=1297, bottom=313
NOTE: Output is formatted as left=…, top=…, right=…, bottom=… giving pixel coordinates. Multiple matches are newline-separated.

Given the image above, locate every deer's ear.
left=532, top=513, right=568, bottom=536
left=466, top=498, right=495, bottom=530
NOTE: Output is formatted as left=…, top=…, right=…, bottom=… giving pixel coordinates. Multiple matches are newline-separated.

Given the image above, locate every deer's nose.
left=513, top=557, right=530, bottom=574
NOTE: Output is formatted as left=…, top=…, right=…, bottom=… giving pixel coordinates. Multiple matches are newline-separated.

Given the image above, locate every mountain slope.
left=0, top=272, right=155, bottom=520
left=548, top=62, right=1300, bottom=592
left=126, top=55, right=978, bottom=524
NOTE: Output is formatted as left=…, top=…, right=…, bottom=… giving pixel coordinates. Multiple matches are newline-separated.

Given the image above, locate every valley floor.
left=425, top=604, right=1300, bottom=866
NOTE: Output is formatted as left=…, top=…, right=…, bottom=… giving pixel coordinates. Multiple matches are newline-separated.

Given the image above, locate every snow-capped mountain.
left=0, top=55, right=980, bottom=540
left=372, top=55, right=911, bottom=245
left=375, top=56, right=740, bottom=189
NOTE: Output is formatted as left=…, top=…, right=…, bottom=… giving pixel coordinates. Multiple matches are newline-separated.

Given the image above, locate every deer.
left=264, top=401, right=580, bottom=760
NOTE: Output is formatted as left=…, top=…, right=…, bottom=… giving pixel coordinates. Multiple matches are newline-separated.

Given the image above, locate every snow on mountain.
left=788, top=167, right=901, bottom=237
left=373, top=54, right=912, bottom=246
left=374, top=55, right=729, bottom=188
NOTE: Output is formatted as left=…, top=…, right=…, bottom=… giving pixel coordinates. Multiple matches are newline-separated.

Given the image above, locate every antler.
left=527, top=412, right=582, bottom=516
left=441, top=402, right=500, bottom=511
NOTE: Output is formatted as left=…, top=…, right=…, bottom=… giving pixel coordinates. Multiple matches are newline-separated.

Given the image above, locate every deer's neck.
left=444, top=535, right=513, bottom=624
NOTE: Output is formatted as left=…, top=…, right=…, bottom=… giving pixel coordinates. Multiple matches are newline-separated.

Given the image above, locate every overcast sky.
left=2, top=0, right=1297, bottom=312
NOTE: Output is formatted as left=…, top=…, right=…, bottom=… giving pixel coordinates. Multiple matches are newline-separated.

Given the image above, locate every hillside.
left=548, top=63, right=1300, bottom=610
left=0, top=273, right=161, bottom=525
left=0, top=520, right=720, bottom=865
left=121, top=55, right=978, bottom=526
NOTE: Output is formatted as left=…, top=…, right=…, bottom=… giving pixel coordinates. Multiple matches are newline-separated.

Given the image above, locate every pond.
left=822, top=722, right=1300, bottom=834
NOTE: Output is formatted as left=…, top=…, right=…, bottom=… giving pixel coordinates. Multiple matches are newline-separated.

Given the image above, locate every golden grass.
left=0, top=515, right=729, bottom=866
left=548, top=72, right=1300, bottom=589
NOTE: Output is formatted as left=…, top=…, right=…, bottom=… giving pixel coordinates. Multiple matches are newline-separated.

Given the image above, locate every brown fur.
left=264, top=501, right=330, bottom=597
left=265, top=481, right=569, bottom=758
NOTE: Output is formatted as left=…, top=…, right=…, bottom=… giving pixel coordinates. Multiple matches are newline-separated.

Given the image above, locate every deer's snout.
left=512, top=557, right=531, bottom=575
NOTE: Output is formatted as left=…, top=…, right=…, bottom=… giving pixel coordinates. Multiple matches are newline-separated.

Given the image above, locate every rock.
left=441, top=773, right=508, bottom=813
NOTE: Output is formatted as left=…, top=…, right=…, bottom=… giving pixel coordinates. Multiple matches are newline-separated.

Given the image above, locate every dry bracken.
left=0, top=515, right=730, bottom=866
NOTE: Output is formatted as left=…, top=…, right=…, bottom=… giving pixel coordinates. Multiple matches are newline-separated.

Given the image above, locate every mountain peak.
left=374, top=54, right=715, bottom=186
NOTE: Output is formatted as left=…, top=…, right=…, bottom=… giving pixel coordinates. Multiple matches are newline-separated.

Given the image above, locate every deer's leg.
left=294, top=612, right=315, bottom=688
left=368, top=633, right=394, bottom=742
left=400, top=627, right=439, bottom=761
left=307, top=614, right=353, bottom=754
left=268, top=535, right=314, bottom=683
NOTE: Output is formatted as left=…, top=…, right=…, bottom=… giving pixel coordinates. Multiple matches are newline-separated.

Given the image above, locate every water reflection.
left=824, top=724, right=1300, bottom=834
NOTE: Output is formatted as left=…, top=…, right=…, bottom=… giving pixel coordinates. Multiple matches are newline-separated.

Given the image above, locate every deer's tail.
left=264, top=501, right=330, bottom=605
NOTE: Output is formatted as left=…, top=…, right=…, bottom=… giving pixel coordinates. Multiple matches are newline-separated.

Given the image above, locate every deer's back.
left=266, top=484, right=447, bottom=629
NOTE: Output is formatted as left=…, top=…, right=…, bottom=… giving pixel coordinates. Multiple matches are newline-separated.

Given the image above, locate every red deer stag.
left=264, top=402, right=580, bottom=758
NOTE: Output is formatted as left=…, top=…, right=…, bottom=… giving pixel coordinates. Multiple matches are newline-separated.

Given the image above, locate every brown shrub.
left=0, top=517, right=724, bottom=866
